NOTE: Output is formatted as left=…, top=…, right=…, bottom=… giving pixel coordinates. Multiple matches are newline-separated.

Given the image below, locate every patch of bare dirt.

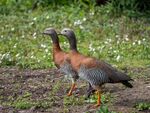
left=0, top=67, right=150, bottom=113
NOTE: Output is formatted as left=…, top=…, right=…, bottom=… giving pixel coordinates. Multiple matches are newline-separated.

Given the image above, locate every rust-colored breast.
left=69, top=52, right=98, bottom=71
left=51, top=44, right=70, bottom=68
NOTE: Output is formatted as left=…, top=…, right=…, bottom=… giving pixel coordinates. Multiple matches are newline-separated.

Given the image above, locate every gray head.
left=60, top=28, right=75, bottom=38
left=43, top=28, right=59, bottom=44
left=60, top=28, right=77, bottom=51
left=43, top=28, right=57, bottom=36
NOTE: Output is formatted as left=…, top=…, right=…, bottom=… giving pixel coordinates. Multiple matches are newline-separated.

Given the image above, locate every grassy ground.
left=0, top=5, right=150, bottom=69
left=0, top=3, right=150, bottom=113
left=0, top=67, right=150, bottom=113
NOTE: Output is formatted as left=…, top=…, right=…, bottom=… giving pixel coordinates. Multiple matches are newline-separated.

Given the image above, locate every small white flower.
left=41, top=44, right=46, bottom=48
left=83, top=17, right=86, bottom=21
left=142, top=38, right=146, bottom=41
left=107, top=10, right=109, bottom=13
left=16, top=53, right=20, bottom=57
left=9, top=58, right=12, bottom=61
left=138, top=40, right=141, bottom=45
left=114, top=50, right=117, bottom=53
left=31, top=56, right=34, bottom=59
left=45, top=49, right=48, bottom=53
left=89, top=12, right=94, bottom=16
left=104, top=41, right=108, bottom=44
left=11, top=28, right=15, bottom=31
left=37, top=60, right=40, bottom=63
left=33, top=32, right=37, bottom=39
left=22, top=35, right=25, bottom=38
left=79, top=25, right=84, bottom=29
left=107, top=38, right=112, bottom=42
left=1, top=35, right=3, bottom=38
left=33, top=36, right=36, bottom=39
left=33, top=32, right=36, bottom=36
left=116, top=55, right=120, bottom=61
left=30, top=22, right=34, bottom=25
left=33, top=17, right=37, bottom=21
left=115, top=35, right=119, bottom=38
left=117, top=40, right=120, bottom=44
left=132, top=42, right=136, bottom=45
left=92, top=48, right=95, bottom=51
left=46, top=16, right=49, bottom=19
left=125, top=37, right=129, bottom=41
left=14, top=44, right=17, bottom=48
left=74, top=20, right=82, bottom=26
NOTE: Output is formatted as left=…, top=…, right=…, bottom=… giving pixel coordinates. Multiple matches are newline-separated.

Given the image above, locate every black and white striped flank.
left=59, top=60, right=78, bottom=81
left=78, top=66, right=110, bottom=86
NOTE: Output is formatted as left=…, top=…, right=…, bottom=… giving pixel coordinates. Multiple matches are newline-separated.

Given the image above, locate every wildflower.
left=106, top=10, right=109, bottom=13
left=124, top=34, right=129, bottom=41
left=37, top=60, right=40, bottom=63
left=79, top=25, right=84, bottom=29
left=89, top=12, right=94, bottom=16
left=33, top=17, right=37, bottom=21
left=143, top=38, right=146, bottom=41
left=33, top=32, right=36, bottom=36
left=1, top=35, right=3, bottom=38
left=132, top=42, right=136, bottom=45
left=22, top=35, right=25, bottom=38
left=115, top=35, right=119, bottom=38
left=45, top=49, right=49, bottom=53
left=138, top=40, right=141, bottom=45
left=46, top=16, right=50, bottom=19
left=107, top=38, right=112, bottom=42
left=117, top=40, right=120, bottom=44
left=16, top=53, right=20, bottom=57
left=74, top=20, right=82, bottom=26
left=11, top=28, right=15, bottom=31
left=31, top=55, right=34, bottom=59
left=41, top=44, right=46, bottom=48
left=13, top=44, right=17, bottom=48
left=33, top=32, right=37, bottom=39
left=83, top=17, right=86, bottom=21
left=30, top=22, right=34, bottom=25
left=114, top=50, right=117, bottom=53
left=125, top=37, right=129, bottom=41
left=116, top=55, right=120, bottom=62
left=104, top=41, right=108, bottom=44
left=92, top=48, right=95, bottom=52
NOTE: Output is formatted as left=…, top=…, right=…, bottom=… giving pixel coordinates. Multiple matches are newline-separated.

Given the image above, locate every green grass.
left=0, top=5, right=150, bottom=70
left=0, top=4, right=150, bottom=112
left=135, top=102, right=150, bottom=111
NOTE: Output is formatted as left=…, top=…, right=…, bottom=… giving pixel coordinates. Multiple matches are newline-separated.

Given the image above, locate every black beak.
left=42, top=31, right=49, bottom=35
left=57, top=33, right=64, bottom=36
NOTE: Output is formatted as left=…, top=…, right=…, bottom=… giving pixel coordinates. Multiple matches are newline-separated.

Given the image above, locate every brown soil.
left=0, top=67, right=150, bottom=113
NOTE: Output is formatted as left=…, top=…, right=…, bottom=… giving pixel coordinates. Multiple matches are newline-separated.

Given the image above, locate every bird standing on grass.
left=59, top=28, right=133, bottom=107
left=43, top=28, right=78, bottom=96
left=43, top=28, right=95, bottom=97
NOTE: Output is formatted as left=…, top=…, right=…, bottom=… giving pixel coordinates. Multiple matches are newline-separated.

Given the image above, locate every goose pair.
left=43, top=28, right=94, bottom=97
left=43, top=28, right=133, bottom=107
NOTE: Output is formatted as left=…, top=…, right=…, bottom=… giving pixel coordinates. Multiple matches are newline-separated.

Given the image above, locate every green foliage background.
left=0, top=0, right=150, bottom=69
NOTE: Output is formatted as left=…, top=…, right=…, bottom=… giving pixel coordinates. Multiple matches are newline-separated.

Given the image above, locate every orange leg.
left=92, top=91, right=101, bottom=108
left=67, top=83, right=76, bottom=96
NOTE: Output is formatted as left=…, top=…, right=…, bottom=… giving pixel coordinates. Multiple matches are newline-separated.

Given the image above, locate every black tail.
left=122, top=81, right=133, bottom=88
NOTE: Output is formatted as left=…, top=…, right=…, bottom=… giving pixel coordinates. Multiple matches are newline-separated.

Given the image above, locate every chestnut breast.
left=69, top=52, right=98, bottom=71
left=54, top=51, right=69, bottom=68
